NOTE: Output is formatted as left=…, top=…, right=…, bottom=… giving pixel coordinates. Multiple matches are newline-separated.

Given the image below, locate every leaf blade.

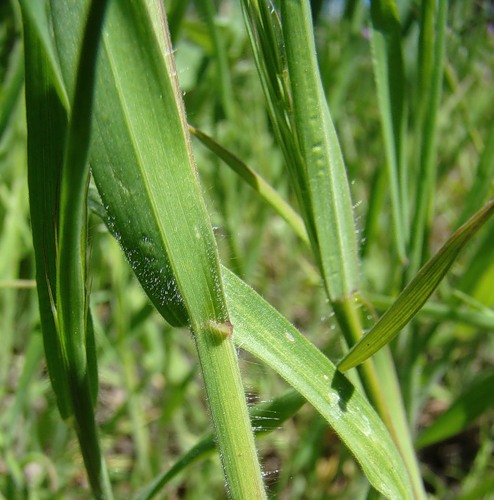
left=280, top=0, right=360, bottom=301
left=222, top=267, right=413, bottom=499
left=339, top=201, right=494, bottom=371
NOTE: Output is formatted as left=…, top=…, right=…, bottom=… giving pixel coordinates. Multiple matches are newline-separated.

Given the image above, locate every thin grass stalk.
left=192, top=324, right=267, bottom=499
left=189, top=125, right=309, bottom=244
left=240, top=0, right=317, bottom=244
left=443, top=64, right=483, bottom=154
left=241, top=0, right=394, bottom=440
left=135, top=391, right=305, bottom=500
left=0, top=39, right=24, bottom=139
left=111, top=254, right=151, bottom=480
left=200, top=0, right=235, bottom=119
left=402, top=0, right=447, bottom=425
left=408, top=0, right=447, bottom=277
left=369, top=0, right=408, bottom=263
left=280, top=0, right=360, bottom=300
left=360, top=166, right=386, bottom=258
left=142, top=5, right=266, bottom=495
left=277, top=2, right=426, bottom=496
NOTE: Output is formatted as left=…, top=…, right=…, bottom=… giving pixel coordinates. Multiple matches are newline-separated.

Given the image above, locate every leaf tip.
left=336, top=358, right=354, bottom=372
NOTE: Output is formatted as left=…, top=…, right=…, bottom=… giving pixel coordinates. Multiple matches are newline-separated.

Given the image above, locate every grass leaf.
left=370, top=0, right=408, bottom=262
left=280, top=0, right=359, bottom=301
left=408, top=0, right=448, bottom=275
left=50, top=1, right=266, bottom=496
left=23, top=0, right=113, bottom=497
left=189, top=125, right=309, bottom=244
left=89, top=161, right=413, bottom=498
left=135, top=391, right=305, bottom=500
left=339, top=200, right=494, bottom=371
left=20, top=0, right=71, bottom=419
left=222, top=267, right=413, bottom=499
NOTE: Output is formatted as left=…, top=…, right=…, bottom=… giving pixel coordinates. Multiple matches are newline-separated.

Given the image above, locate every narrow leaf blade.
left=189, top=125, right=309, bottom=245
left=281, top=0, right=360, bottom=301
left=339, top=201, right=494, bottom=371
left=370, top=0, right=408, bottom=261
left=20, top=0, right=71, bottom=418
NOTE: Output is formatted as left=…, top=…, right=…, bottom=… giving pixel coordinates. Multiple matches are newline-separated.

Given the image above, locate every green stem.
left=189, top=125, right=309, bottom=245
left=193, top=322, right=266, bottom=499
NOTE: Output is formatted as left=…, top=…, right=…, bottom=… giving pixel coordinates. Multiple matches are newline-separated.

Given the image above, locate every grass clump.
left=0, top=0, right=493, bottom=498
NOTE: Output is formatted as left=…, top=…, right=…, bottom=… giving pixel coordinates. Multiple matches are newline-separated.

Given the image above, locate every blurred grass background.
left=1, top=0, right=494, bottom=498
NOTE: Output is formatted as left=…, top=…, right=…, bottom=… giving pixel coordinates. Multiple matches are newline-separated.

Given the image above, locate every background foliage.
left=1, top=0, right=494, bottom=498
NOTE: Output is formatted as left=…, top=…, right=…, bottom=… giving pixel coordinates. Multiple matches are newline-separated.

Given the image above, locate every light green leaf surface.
left=339, top=200, right=494, bottom=371
left=281, top=0, right=359, bottom=301
left=223, top=267, right=413, bottom=499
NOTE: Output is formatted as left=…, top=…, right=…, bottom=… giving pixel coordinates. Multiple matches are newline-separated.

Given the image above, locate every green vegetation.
left=1, top=0, right=493, bottom=498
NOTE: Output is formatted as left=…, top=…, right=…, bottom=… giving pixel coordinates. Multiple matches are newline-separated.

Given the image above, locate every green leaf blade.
left=280, top=0, right=360, bottom=301
left=222, top=267, right=413, bottom=499
left=20, top=0, right=71, bottom=419
left=339, top=201, right=494, bottom=371
left=51, top=1, right=266, bottom=496
left=189, top=125, right=309, bottom=245
left=370, top=0, right=409, bottom=261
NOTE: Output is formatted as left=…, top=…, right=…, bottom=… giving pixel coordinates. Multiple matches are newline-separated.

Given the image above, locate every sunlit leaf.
left=339, top=201, right=494, bottom=371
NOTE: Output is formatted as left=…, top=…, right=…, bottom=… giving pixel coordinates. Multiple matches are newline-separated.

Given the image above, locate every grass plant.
left=1, top=0, right=494, bottom=498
